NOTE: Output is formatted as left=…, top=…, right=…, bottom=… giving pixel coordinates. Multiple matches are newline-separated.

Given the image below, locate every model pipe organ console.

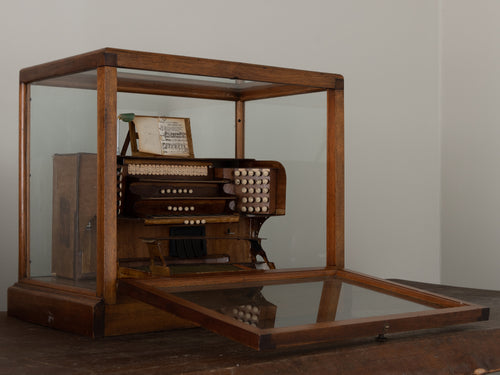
left=114, top=156, right=286, bottom=275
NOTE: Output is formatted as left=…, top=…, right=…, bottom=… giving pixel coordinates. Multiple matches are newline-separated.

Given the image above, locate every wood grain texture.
left=20, top=48, right=340, bottom=90
left=7, top=283, right=104, bottom=337
left=18, top=82, right=29, bottom=280
left=117, top=217, right=249, bottom=263
left=126, top=267, right=337, bottom=289
left=110, top=48, right=341, bottom=88
left=259, top=304, right=487, bottom=350
left=104, top=296, right=195, bottom=336
left=235, top=101, right=245, bottom=158
left=326, top=87, right=345, bottom=267
left=18, top=278, right=97, bottom=297
left=51, top=154, right=97, bottom=280
left=19, top=48, right=111, bottom=83
left=316, top=278, right=342, bottom=323
left=117, top=74, right=240, bottom=101
left=96, top=66, right=118, bottom=304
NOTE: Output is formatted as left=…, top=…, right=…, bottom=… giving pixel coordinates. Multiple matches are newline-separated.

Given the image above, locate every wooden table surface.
left=1, top=280, right=499, bottom=375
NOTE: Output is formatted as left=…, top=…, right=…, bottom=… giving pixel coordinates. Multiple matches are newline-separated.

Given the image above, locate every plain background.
left=0, top=0, right=499, bottom=311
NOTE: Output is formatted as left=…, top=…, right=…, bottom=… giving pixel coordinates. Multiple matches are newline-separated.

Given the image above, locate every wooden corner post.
left=235, top=100, right=245, bottom=159
left=326, top=86, right=345, bottom=268
left=97, top=65, right=118, bottom=304
left=18, top=82, right=30, bottom=280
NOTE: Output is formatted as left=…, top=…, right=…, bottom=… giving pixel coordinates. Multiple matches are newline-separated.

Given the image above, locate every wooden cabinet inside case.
left=52, top=153, right=97, bottom=280
left=9, top=48, right=489, bottom=349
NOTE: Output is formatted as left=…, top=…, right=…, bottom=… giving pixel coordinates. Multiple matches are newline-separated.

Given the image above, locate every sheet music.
left=134, top=116, right=191, bottom=156
left=158, top=118, right=190, bottom=156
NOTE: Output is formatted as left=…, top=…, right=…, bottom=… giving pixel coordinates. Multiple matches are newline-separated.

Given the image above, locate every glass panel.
left=245, top=92, right=327, bottom=268
left=32, top=70, right=97, bottom=91
left=117, top=68, right=235, bottom=159
left=29, top=72, right=97, bottom=291
left=117, top=68, right=269, bottom=89
left=169, top=278, right=433, bottom=329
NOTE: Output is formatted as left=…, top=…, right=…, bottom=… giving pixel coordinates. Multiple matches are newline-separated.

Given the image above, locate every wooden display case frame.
left=8, top=48, right=488, bottom=349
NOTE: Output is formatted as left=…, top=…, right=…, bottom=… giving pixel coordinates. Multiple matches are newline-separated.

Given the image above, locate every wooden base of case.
left=7, top=282, right=194, bottom=337
left=8, top=283, right=104, bottom=337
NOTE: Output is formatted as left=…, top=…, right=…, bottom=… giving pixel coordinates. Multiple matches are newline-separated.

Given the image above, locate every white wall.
left=0, top=0, right=443, bottom=310
left=441, top=0, right=500, bottom=289
left=29, top=85, right=97, bottom=276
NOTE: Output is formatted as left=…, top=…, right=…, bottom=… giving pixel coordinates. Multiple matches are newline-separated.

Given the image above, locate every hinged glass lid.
left=121, top=268, right=487, bottom=350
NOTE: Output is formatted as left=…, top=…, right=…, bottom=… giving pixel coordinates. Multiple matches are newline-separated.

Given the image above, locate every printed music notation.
left=158, top=118, right=190, bottom=156
left=134, top=116, right=193, bottom=157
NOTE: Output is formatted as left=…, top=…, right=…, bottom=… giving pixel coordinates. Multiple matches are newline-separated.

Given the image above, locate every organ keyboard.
left=118, top=157, right=285, bottom=221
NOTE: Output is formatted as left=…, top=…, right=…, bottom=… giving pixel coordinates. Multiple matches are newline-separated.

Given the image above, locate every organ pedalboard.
left=116, top=156, right=286, bottom=272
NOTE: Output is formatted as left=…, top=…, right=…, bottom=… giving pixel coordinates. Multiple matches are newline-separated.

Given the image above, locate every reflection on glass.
left=171, top=279, right=433, bottom=329
left=116, top=68, right=269, bottom=87
left=117, top=92, right=235, bottom=159
left=29, top=79, right=97, bottom=290
left=246, top=92, right=327, bottom=269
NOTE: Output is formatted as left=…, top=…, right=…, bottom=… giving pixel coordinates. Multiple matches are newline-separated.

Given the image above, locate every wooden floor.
left=1, top=280, right=500, bottom=375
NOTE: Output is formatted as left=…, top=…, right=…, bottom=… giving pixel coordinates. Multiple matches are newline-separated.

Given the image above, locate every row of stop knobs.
left=234, top=169, right=270, bottom=177
left=160, top=188, right=193, bottom=194
left=241, top=206, right=268, bottom=213
left=183, top=219, right=207, bottom=225
left=234, top=168, right=271, bottom=214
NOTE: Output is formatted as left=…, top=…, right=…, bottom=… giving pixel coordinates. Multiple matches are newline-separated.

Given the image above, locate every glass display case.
left=8, top=48, right=488, bottom=349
